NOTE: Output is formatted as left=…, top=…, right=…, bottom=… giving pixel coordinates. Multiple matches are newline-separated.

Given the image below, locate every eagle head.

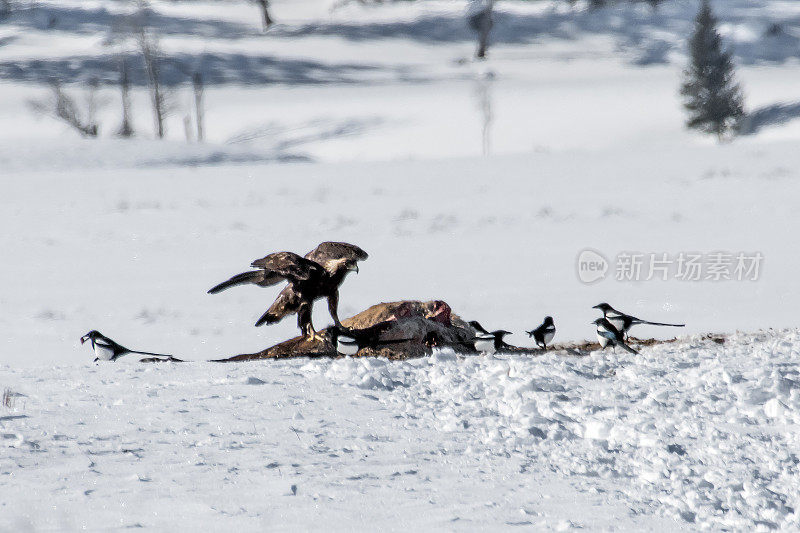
left=345, top=259, right=359, bottom=273
left=325, top=257, right=360, bottom=276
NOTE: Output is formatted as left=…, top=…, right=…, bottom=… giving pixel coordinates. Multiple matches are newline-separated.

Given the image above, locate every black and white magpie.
left=326, top=326, right=412, bottom=356
left=80, top=330, right=173, bottom=362
left=472, top=333, right=498, bottom=354
left=468, top=320, right=491, bottom=335
left=526, top=316, right=555, bottom=349
left=468, top=321, right=513, bottom=352
left=592, top=318, right=638, bottom=355
left=592, top=303, right=684, bottom=339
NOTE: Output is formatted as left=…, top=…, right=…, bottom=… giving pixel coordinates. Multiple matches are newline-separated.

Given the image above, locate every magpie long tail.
left=617, top=341, right=639, bottom=355
left=129, top=349, right=175, bottom=358
left=208, top=271, right=262, bottom=294
left=634, top=320, right=685, bottom=328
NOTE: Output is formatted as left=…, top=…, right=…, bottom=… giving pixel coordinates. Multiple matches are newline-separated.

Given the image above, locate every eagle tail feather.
left=255, top=309, right=282, bottom=327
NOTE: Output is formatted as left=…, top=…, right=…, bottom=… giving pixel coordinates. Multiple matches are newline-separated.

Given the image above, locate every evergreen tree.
left=680, top=0, right=744, bottom=140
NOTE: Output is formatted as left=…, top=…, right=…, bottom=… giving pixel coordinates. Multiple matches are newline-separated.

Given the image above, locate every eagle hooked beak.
left=348, top=263, right=359, bottom=273
left=80, top=334, right=89, bottom=344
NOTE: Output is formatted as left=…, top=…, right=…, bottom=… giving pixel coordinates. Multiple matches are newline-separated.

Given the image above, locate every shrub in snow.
left=680, top=0, right=744, bottom=141
left=137, top=26, right=168, bottom=139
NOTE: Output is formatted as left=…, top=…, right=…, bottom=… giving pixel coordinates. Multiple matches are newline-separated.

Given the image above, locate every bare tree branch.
left=29, top=81, right=99, bottom=137
left=193, top=72, right=204, bottom=142
left=468, top=0, right=494, bottom=60
left=255, top=0, right=273, bottom=31
left=137, top=25, right=167, bottom=138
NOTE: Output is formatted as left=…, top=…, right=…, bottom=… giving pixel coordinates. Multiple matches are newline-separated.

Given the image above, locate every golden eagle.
left=208, top=242, right=368, bottom=340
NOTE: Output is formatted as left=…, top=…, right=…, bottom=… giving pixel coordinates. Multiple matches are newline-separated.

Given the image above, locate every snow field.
left=2, top=0, right=800, bottom=528
left=0, top=353, right=677, bottom=531
left=3, top=330, right=800, bottom=529
left=3, top=141, right=800, bottom=367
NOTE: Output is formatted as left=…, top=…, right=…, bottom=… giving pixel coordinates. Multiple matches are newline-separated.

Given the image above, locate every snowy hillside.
left=2, top=0, right=800, bottom=529
left=3, top=143, right=799, bottom=366
left=2, top=0, right=800, bottom=162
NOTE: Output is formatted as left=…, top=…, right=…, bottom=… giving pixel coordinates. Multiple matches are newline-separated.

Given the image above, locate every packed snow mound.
left=310, top=329, right=800, bottom=529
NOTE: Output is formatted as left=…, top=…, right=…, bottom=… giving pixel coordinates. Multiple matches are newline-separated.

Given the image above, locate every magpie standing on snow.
left=468, top=321, right=513, bottom=353
left=472, top=333, right=496, bottom=354
left=526, top=316, right=555, bottom=349
left=592, top=303, right=684, bottom=339
left=327, top=326, right=412, bottom=356
left=80, top=330, right=173, bottom=362
left=592, top=318, right=638, bottom=355
left=468, top=320, right=491, bottom=335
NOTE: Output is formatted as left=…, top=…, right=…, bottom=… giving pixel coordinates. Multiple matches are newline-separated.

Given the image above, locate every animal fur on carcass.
left=221, top=300, right=477, bottom=361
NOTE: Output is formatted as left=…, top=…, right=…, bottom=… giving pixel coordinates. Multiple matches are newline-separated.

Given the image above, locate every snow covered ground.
left=4, top=330, right=800, bottom=530
left=2, top=0, right=800, bottom=529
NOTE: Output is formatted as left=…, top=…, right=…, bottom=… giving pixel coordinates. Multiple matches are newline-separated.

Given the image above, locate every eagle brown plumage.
left=208, top=242, right=368, bottom=339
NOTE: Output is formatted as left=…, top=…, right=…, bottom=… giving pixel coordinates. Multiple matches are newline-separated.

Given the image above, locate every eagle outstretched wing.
left=304, top=242, right=368, bottom=265
left=208, top=251, right=323, bottom=294
left=250, top=251, right=324, bottom=281
left=209, top=242, right=367, bottom=338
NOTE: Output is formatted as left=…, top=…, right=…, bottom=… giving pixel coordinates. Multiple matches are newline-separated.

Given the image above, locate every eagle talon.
left=303, top=326, right=326, bottom=343
left=308, top=332, right=326, bottom=343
